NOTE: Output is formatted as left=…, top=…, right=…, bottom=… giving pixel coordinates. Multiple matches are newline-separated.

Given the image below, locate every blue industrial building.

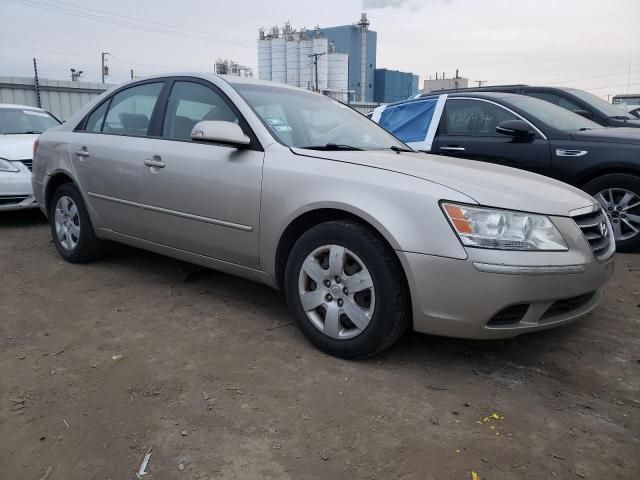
left=373, top=69, right=419, bottom=103
left=316, top=22, right=377, bottom=102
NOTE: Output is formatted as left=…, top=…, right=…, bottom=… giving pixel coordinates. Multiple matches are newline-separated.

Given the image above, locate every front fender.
left=259, top=149, right=473, bottom=277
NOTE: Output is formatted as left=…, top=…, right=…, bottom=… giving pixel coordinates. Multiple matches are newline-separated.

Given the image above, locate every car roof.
left=417, top=91, right=522, bottom=102
left=0, top=103, right=47, bottom=111
left=107, top=72, right=304, bottom=92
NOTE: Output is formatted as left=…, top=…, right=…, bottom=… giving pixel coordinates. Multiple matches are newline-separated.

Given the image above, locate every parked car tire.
left=49, top=183, right=106, bottom=263
left=583, top=173, right=640, bottom=252
left=284, top=220, right=410, bottom=359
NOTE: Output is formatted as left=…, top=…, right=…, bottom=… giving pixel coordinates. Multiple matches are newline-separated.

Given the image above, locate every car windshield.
left=566, top=88, right=635, bottom=119
left=232, top=83, right=408, bottom=151
left=507, top=96, right=603, bottom=131
left=0, top=108, right=60, bottom=134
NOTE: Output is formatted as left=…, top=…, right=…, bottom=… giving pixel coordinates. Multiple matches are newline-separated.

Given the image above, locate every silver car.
left=32, top=74, right=615, bottom=358
left=0, top=104, right=60, bottom=211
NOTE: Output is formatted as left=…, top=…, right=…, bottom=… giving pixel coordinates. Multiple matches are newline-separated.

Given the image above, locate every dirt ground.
left=1, top=210, right=639, bottom=480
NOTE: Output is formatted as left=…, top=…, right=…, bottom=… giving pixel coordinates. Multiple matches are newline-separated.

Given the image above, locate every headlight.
left=0, top=158, right=20, bottom=173
left=442, top=203, right=568, bottom=251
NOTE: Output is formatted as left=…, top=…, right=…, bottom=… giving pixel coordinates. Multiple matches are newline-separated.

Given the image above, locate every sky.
left=0, top=0, right=638, bottom=100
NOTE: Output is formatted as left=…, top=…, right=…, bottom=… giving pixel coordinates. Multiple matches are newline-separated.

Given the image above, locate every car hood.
left=570, top=127, right=640, bottom=144
left=291, top=148, right=596, bottom=216
left=0, top=134, right=38, bottom=160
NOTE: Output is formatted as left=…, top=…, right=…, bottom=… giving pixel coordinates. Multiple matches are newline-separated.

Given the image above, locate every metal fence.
left=0, top=76, right=114, bottom=121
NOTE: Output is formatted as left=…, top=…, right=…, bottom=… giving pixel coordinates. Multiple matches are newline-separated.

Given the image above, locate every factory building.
left=422, top=71, right=469, bottom=94
left=317, top=13, right=376, bottom=102
left=258, top=23, right=349, bottom=102
left=374, top=69, right=419, bottom=103
left=214, top=59, right=253, bottom=78
left=258, top=14, right=374, bottom=102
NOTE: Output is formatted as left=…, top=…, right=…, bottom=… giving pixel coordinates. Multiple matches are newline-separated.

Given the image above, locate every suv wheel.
left=49, top=183, right=106, bottom=262
left=583, top=174, right=640, bottom=252
left=284, top=220, right=409, bottom=359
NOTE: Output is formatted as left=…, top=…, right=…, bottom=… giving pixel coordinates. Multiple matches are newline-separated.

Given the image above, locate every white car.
left=0, top=104, right=61, bottom=211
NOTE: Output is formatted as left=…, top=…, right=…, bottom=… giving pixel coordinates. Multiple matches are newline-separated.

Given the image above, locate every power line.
left=2, top=0, right=255, bottom=48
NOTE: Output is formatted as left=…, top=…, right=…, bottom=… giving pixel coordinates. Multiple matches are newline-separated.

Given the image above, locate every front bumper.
left=0, top=163, right=37, bottom=211
left=399, top=216, right=615, bottom=339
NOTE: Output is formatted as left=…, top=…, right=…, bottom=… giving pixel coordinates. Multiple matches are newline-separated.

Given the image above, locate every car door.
left=431, top=98, right=552, bottom=176
left=138, top=78, right=264, bottom=268
left=69, top=81, right=165, bottom=236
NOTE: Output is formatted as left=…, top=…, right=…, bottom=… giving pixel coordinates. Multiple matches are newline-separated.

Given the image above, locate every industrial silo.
left=327, top=52, right=349, bottom=102
left=257, top=29, right=271, bottom=81
left=298, top=36, right=313, bottom=91
left=270, top=36, right=287, bottom=84
left=286, top=38, right=300, bottom=87
left=312, top=36, right=328, bottom=91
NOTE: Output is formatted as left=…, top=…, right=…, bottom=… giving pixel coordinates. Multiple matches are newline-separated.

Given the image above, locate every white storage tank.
left=270, top=37, right=287, bottom=84
left=312, top=37, right=328, bottom=90
left=298, top=39, right=313, bottom=90
left=286, top=40, right=300, bottom=87
left=257, top=39, right=272, bottom=80
left=327, top=53, right=348, bottom=92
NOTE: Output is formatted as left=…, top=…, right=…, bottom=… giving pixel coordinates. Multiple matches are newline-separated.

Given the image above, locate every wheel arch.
left=274, top=207, right=407, bottom=294
left=44, top=170, right=78, bottom=215
left=578, top=166, right=640, bottom=188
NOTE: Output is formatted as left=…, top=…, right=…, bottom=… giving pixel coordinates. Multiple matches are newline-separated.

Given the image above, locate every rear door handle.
left=144, top=158, right=166, bottom=168
left=74, top=148, right=90, bottom=157
left=440, top=146, right=466, bottom=152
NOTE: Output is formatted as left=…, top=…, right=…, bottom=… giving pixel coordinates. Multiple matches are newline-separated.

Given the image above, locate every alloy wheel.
left=595, top=188, right=640, bottom=242
left=54, top=195, right=81, bottom=251
left=298, top=244, right=376, bottom=340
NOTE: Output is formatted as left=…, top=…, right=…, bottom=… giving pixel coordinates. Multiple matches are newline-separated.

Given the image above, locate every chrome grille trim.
left=572, top=207, right=614, bottom=261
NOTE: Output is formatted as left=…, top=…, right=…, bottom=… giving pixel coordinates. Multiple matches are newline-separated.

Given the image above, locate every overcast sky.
left=1, top=0, right=638, bottom=99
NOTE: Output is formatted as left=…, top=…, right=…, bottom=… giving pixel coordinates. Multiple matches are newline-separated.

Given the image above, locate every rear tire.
left=284, top=220, right=410, bottom=359
left=49, top=183, right=106, bottom=263
left=583, top=173, right=640, bottom=252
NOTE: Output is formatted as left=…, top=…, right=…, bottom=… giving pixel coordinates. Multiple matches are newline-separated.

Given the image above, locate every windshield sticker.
left=265, top=117, right=285, bottom=126
left=274, top=125, right=292, bottom=132
left=23, top=110, right=49, bottom=117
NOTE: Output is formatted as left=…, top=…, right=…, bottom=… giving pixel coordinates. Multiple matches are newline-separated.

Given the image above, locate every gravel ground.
left=1, top=210, right=639, bottom=480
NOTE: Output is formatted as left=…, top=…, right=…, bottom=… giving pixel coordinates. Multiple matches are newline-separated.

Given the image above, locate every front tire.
left=583, top=173, right=640, bottom=252
left=49, top=183, right=106, bottom=263
left=284, top=220, right=410, bottom=359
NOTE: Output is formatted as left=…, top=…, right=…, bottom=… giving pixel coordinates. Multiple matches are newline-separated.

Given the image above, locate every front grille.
left=572, top=208, right=613, bottom=260
left=541, top=292, right=596, bottom=319
left=0, top=195, right=29, bottom=206
left=488, top=304, right=529, bottom=326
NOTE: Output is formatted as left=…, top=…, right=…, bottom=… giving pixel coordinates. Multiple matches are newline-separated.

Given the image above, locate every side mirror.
left=573, top=109, right=593, bottom=120
left=496, top=120, right=534, bottom=137
left=190, top=121, right=250, bottom=146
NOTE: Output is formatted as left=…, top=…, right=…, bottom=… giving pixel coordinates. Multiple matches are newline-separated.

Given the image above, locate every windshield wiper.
left=578, top=127, right=593, bottom=131
left=389, top=145, right=414, bottom=153
left=7, top=130, right=43, bottom=134
left=301, top=143, right=363, bottom=151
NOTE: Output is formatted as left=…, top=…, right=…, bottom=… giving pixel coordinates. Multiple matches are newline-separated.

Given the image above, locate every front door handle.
left=144, top=157, right=166, bottom=168
left=440, top=146, right=466, bottom=152
left=74, top=148, right=90, bottom=157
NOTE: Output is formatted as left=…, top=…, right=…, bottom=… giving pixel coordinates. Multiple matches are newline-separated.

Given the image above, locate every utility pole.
left=307, top=52, right=326, bottom=93
left=32, top=58, right=42, bottom=108
left=130, top=68, right=134, bottom=80
left=101, top=52, right=111, bottom=83
left=475, top=80, right=487, bottom=87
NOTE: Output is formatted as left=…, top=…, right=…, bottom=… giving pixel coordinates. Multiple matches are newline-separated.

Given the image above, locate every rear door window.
left=102, top=82, right=164, bottom=136
left=83, top=100, right=110, bottom=133
left=443, top=99, right=519, bottom=136
left=525, top=92, right=582, bottom=111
